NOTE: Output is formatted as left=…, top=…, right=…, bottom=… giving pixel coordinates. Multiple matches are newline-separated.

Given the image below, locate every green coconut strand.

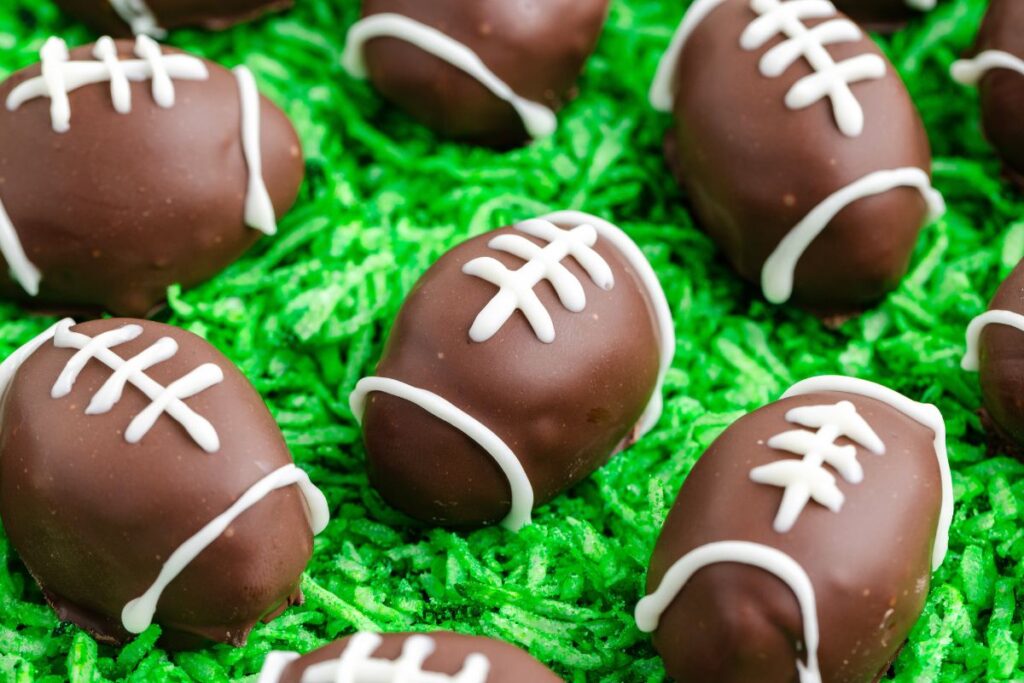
left=0, top=0, right=1021, bottom=680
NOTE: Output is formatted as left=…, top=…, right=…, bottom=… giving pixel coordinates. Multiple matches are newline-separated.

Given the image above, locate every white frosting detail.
left=0, top=196, right=41, bottom=296
left=349, top=377, right=534, bottom=532
left=50, top=319, right=224, bottom=453
left=121, top=463, right=330, bottom=634
left=649, top=0, right=728, bottom=111
left=961, top=309, right=1024, bottom=372
left=463, top=219, right=614, bottom=344
left=635, top=541, right=822, bottom=683
left=905, top=0, right=936, bottom=10
left=951, top=50, right=1024, bottom=86
left=93, top=37, right=131, bottom=113
left=0, top=321, right=60, bottom=398
left=342, top=13, right=557, bottom=140
left=751, top=400, right=884, bottom=532
left=108, top=0, right=166, bottom=38
left=761, top=167, right=946, bottom=304
left=742, top=0, right=886, bottom=137
left=6, top=35, right=209, bottom=133
left=256, top=652, right=301, bottom=683
left=234, top=66, right=277, bottom=235
left=782, top=375, right=952, bottom=570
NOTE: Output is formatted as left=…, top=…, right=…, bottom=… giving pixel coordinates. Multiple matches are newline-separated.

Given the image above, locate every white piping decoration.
left=342, top=13, right=557, bottom=140
left=761, top=167, right=946, bottom=304
left=108, top=0, right=166, bottom=39
left=650, top=0, right=728, bottom=111
left=751, top=401, right=884, bottom=532
left=49, top=319, right=224, bottom=453
left=6, top=35, right=209, bottom=133
left=962, top=309, right=1024, bottom=371
left=349, top=377, right=534, bottom=532
left=952, top=50, right=1024, bottom=86
left=256, top=652, right=300, bottom=683
left=0, top=321, right=60, bottom=398
left=0, top=196, right=41, bottom=296
left=905, top=0, right=936, bottom=10
left=234, top=66, right=277, bottom=235
left=463, top=219, right=614, bottom=344
left=782, top=376, right=952, bottom=570
left=635, top=541, right=822, bottom=683
left=121, top=463, right=330, bottom=634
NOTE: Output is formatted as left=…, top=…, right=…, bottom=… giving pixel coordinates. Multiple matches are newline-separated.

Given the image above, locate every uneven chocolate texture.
left=968, top=0, right=1024, bottom=189
left=360, top=223, right=662, bottom=527
left=832, top=0, right=928, bottom=32
left=55, top=0, right=292, bottom=35
left=272, top=632, right=562, bottom=683
left=0, top=319, right=315, bottom=647
left=663, top=0, right=933, bottom=316
left=358, top=0, right=610, bottom=148
left=644, top=391, right=943, bottom=683
left=976, top=261, right=1024, bottom=452
left=0, top=40, right=304, bottom=317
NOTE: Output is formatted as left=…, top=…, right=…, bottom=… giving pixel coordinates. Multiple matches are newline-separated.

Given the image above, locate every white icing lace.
left=107, top=0, right=166, bottom=38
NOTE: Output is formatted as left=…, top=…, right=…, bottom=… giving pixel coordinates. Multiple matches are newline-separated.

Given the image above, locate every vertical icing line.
left=781, top=375, right=952, bottom=570
left=349, top=376, right=535, bottom=531
left=108, top=0, right=167, bottom=38
left=342, top=13, right=558, bottom=139
left=121, top=463, right=329, bottom=634
left=635, top=541, right=822, bottom=683
left=0, top=196, right=42, bottom=296
left=761, top=167, right=945, bottom=305
left=649, top=0, right=728, bottom=111
left=962, top=310, right=1024, bottom=371
left=951, top=50, right=1024, bottom=86
left=233, top=66, right=277, bottom=235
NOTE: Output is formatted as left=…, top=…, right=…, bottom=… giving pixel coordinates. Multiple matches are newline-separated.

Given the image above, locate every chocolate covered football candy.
left=635, top=376, right=952, bottom=683
left=963, top=260, right=1024, bottom=455
left=350, top=211, right=674, bottom=530
left=341, top=0, right=610, bottom=148
left=831, top=0, right=935, bottom=32
left=54, top=0, right=291, bottom=38
left=0, top=318, right=329, bottom=646
left=652, top=0, right=944, bottom=316
left=258, top=631, right=562, bottom=682
left=0, top=36, right=303, bottom=316
left=952, top=0, right=1024, bottom=190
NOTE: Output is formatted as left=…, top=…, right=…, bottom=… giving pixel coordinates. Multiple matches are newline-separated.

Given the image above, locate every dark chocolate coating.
left=274, top=632, right=562, bottom=683
left=663, top=0, right=933, bottom=315
left=55, top=0, right=292, bottom=35
left=645, top=391, right=943, bottom=683
left=359, top=0, right=610, bottom=148
left=832, top=0, right=928, bottom=33
left=976, top=260, right=1024, bottom=450
left=361, top=223, right=662, bottom=526
left=0, top=319, right=315, bottom=647
left=0, top=40, right=304, bottom=317
left=968, top=0, right=1024, bottom=188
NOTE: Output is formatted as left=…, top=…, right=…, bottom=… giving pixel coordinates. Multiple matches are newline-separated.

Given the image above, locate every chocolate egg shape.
left=54, top=0, right=291, bottom=37
left=0, top=318, right=328, bottom=647
left=652, top=0, right=944, bottom=316
left=962, top=260, right=1024, bottom=455
left=341, top=0, right=610, bottom=148
left=831, top=0, right=935, bottom=32
left=350, top=211, right=674, bottom=530
left=952, top=0, right=1024, bottom=190
left=0, top=36, right=304, bottom=317
left=635, top=376, right=952, bottom=683
left=258, top=631, right=562, bottom=683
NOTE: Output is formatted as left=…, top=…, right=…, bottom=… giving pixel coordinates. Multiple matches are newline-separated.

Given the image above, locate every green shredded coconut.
left=0, top=0, right=1021, bottom=680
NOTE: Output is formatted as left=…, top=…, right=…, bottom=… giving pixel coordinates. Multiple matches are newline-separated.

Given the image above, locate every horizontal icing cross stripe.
left=962, top=309, right=1024, bottom=371
left=951, top=50, right=1024, bottom=86
left=342, top=13, right=557, bottom=140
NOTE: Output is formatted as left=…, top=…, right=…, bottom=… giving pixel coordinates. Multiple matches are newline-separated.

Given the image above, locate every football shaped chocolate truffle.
left=635, top=376, right=952, bottom=683
left=54, top=0, right=291, bottom=38
left=952, top=0, right=1024, bottom=190
left=0, top=318, right=329, bottom=647
left=258, top=631, right=562, bottom=683
left=350, top=211, right=674, bottom=530
left=962, top=260, right=1024, bottom=455
left=341, top=0, right=610, bottom=148
left=652, top=0, right=944, bottom=316
left=831, top=0, right=935, bottom=32
left=0, top=36, right=304, bottom=317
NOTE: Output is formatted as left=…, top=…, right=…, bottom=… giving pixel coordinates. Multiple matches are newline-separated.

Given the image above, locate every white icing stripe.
left=761, top=167, right=945, bottom=304
left=952, top=50, right=1024, bottom=86
left=0, top=196, right=41, bottom=296
left=256, top=652, right=300, bottom=683
left=6, top=36, right=209, bottom=133
left=121, top=463, right=330, bottom=634
left=635, top=541, right=822, bottom=683
left=93, top=37, right=131, bottom=114
left=234, top=66, right=277, bottom=236
left=962, top=309, right=1024, bottom=372
left=905, top=0, right=936, bottom=10
left=782, top=375, right=951, bottom=570
left=342, top=13, right=558, bottom=140
left=349, top=376, right=534, bottom=532
left=543, top=210, right=676, bottom=438
left=108, top=0, right=166, bottom=38
left=649, top=0, right=727, bottom=111
left=0, top=321, right=60, bottom=398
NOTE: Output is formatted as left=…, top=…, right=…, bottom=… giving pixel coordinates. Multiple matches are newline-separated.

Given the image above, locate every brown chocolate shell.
left=54, top=0, right=292, bottom=37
